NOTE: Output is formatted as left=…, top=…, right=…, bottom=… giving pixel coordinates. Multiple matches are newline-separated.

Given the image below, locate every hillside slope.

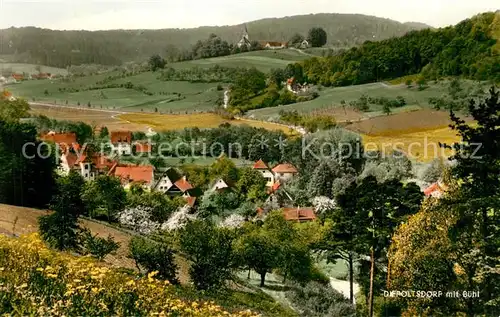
left=0, top=13, right=429, bottom=67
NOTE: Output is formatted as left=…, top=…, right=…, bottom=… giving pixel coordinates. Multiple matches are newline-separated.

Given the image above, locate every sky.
left=0, top=0, right=499, bottom=30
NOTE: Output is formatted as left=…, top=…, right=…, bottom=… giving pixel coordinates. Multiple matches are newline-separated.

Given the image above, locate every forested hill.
left=0, top=13, right=429, bottom=67
left=288, top=12, right=500, bottom=86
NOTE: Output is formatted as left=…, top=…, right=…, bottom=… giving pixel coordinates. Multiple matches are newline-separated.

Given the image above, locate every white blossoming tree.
left=117, top=206, right=160, bottom=234
left=312, top=196, right=337, bottom=216
left=219, top=214, right=245, bottom=228
left=161, top=205, right=196, bottom=231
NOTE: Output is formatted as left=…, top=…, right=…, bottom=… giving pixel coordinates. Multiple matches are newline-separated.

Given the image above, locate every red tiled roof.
left=174, top=177, right=193, bottom=192
left=11, top=74, right=23, bottom=80
left=41, top=132, right=77, bottom=145
left=268, top=181, right=281, bottom=194
left=185, top=196, right=197, bottom=207
left=424, top=182, right=447, bottom=197
left=253, top=159, right=269, bottom=170
left=114, top=165, right=154, bottom=184
left=135, top=142, right=152, bottom=153
left=282, top=207, right=316, bottom=222
left=110, top=131, right=132, bottom=144
left=287, top=77, right=295, bottom=84
left=272, top=163, right=298, bottom=174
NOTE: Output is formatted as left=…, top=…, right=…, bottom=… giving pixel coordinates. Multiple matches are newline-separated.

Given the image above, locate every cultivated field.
left=247, top=81, right=457, bottom=120
left=0, top=63, right=69, bottom=76
left=361, top=126, right=460, bottom=162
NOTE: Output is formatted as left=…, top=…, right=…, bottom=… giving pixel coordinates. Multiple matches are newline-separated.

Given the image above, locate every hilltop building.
left=237, top=25, right=251, bottom=48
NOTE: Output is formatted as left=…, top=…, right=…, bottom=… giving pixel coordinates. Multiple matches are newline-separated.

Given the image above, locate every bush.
left=80, top=228, right=120, bottom=261
left=128, top=236, right=179, bottom=284
left=285, top=281, right=355, bottom=317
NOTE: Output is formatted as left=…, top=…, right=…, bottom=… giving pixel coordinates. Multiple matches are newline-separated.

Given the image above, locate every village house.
left=110, top=131, right=133, bottom=156
left=134, top=142, right=152, bottom=155
left=10, top=74, right=24, bottom=82
left=210, top=178, right=232, bottom=193
left=260, top=41, right=288, bottom=50
left=252, top=160, right=299, bottom=187
left=257, top=206, right=316, bottom=223
left=286, top=77, right=310, bottom=94
left=59, top=151, right=116, bottom=181
left=299, top=39, right=310, bottom=49
left=109, top=164, right=155, bottom=190
left=424, top=180, right=448, bottom=198
left=272, top=163, right=298, bottom=182
left=252, top=159, right=275, bottom=187
left=154, top=167, right=195, bottom=196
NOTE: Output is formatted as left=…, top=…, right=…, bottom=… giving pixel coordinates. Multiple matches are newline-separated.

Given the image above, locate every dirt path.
left=330, top=278, right=360, bottom=304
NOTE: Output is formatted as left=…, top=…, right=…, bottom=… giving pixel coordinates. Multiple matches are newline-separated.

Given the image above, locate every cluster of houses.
left=40, top=131, right=314, bottom=220
left=0, top=72, right=59, bottom=84
left=286, top=77, right=311, bottom=94
left=237, top=25, right=309, bottom=50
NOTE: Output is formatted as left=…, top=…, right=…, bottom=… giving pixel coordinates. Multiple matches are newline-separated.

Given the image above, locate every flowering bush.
left=161, top=205, right=196, bottom=231
left=220, top=214, right=245, bottom=228
left=117, top=206, right=161, bottom=234
left=312, top=196, right=336, bottom=215
left=0, top=233, right=258, bottom=316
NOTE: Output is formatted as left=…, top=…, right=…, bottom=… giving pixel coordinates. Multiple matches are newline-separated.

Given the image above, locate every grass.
left=0, top=62, right=68, bottom=75
left=170, top=49, right=309, bottom=72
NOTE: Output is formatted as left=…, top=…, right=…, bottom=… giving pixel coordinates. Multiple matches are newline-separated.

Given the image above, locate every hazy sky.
left=0, top=0, right=498, bottom=30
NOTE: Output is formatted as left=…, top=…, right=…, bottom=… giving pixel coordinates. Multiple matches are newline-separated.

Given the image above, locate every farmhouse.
left=10, top=74, right=24, bottom=82
left=210, top=178, right=232, bottom=193
left=424, top=180, right=448, bottom=198
left=134, top=142, right=152, bottom=154
left=110, top=164, right=155, bottom=190
left=260, top=41, right=288, bottom=49
left=272, top=163, right=298, bottom=182
left=252, top=160, right=299, bottom=187
left=299, top=39, right=310, bottom=49
left=41, top=131, right=78, bottom=149
left=257, top=206, right=316, bottom=222
left=59, top=151, right=116, bottom=181
left=154, top=167, right=194, bottom=196
left=110, top=131, right=132, bottom=156
left=252, top=159, right=275, bottom=187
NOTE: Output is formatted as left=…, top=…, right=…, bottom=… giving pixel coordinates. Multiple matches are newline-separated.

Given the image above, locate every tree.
left=179, top=220, right=236, bottom=290
left=148, top=54, right=166, bottom=72
left=80, top=228, right=120, bottom=261
left=307, top=27, right=327, bottom=47
left=405, top=79, right=413, bottom=88
left=81, top=175, right=126, bottom=221
left=128, top=236, right=179, bottom=284
left=0, top=98, right=30, bottom=122
left=38, top=171, right=85, bottom=251
left=209, top=155, right=239, bottom=184
left=382, top=103, right=392, bottom=115
left=0, top=120, right=56, bottom=207
left=438, top=87, right=500, bottom=315
left=351, top=176, right=422, bottom=317
left=289, top=33, right=305, bottom=46
left=234, top=223, right=282, bottom=287
left=99, top=126, right=109, bottom=138
left=235, top=167, right=267, bottom=202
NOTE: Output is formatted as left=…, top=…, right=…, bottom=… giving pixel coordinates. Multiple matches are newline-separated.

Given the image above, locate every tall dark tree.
left=307, top=27, right=327, bottom=47
left=439, top=87, right=500, bottom=315
left=0, top=120, right=56, bottom=207
left=148, top=54, right=166, bottom=72
left=38, top=171, right=85, bottom=250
